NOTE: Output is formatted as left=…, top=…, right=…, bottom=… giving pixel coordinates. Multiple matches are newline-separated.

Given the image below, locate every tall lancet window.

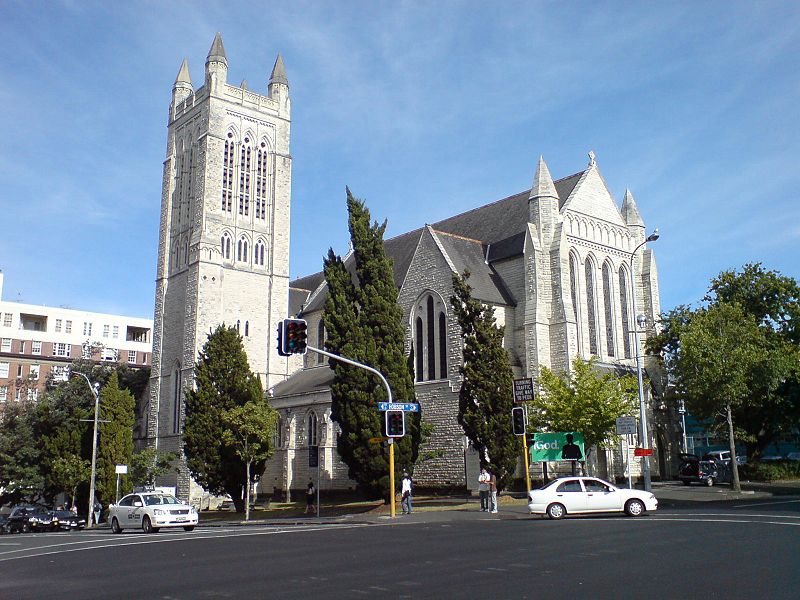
left=185, top=146, right=195, bottom=224
left=317, top=320, right=325, bottom=365
left=172, top=148, right=184, bottom=230
left=414, top=293, right=447, bottom=382
left=307, top=411, right=318, bottom=447
left=239, top=138, right=251, bottom=216
left=619, top=266, right=632, bottom=359
left=222, top=133, right=234, bottom=212
left=172, top=367, right=182, bottom=434
left=254, top=239, right=266, bottom=266
left=221, top=233, right=231, bottom=260
left=585, top=258, right=599, bottom=356
left=602, top=262, right=615, bottom=357
left=237, top=237, right=248, bottom=262
left=569, top=253, right=582, bottom=353
left=256, top=142, right=269, bottom=220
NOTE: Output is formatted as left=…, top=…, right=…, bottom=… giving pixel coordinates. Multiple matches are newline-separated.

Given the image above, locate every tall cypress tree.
left=183, top=325, right=264, bottom=511
left=323, top=189, right=420, bottom=499
left=450, top=271, right=517, bottom=489
left=95, top=372, right=135, bottom=506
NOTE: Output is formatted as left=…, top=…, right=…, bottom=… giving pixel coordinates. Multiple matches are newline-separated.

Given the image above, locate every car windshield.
left=143, top=495, right=181, bottom=506
left=54, top=511, right=76, bottom=518
left=537, top=479, right=562, bottom=490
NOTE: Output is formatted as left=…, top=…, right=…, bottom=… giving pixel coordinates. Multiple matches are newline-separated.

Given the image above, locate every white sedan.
left=109, top=492, right=199, bottom=534
left=528, top=476, right=657, bottom=519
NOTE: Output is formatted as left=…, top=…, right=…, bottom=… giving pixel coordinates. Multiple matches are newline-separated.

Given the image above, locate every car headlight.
left=153, top=509, right=165, bottom=516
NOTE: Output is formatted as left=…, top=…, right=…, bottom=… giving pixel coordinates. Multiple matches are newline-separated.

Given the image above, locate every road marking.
left=0, top=523, right=376, bottom=563
left=644, top=517, right=800, bottom=527
left=732, top=499, right=800, bottom=508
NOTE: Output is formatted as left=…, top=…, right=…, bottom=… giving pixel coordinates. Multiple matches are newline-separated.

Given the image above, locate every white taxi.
left=109, top=492, right=199, bottom=534
left=528, top=476, right=657, bottom=519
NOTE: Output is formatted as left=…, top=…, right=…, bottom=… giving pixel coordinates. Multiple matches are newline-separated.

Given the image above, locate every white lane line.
left=732, top=499, right=800, bottom=508
left=659, top=512, right=800, bottom=519
left=0, top=523, right=374, bottom=562
left=644, top=517, right=800, bottom=527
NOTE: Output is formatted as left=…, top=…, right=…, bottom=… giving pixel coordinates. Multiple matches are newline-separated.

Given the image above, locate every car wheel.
left=625, top=499, right=645, bottom=517
left=111, top=517, right=122, bottom=534
left=681, top=479, right=690, bottom=486
left=546, top=503, right=566, bottom=520
left=706, top=477, right=714, bottom=487
left=142, top=516, right=155, bottom=534
left=183, top=526, right=195, bottom=532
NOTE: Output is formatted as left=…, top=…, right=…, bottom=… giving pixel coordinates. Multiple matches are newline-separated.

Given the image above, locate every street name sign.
left=615, top=416, right=637, bottom=435
left=368, top=436, right=389, bottom=444
left=513, top=378, right=534, bottom=403
left=115, top=465, right=128, bottom=474
left=378, top=402, right=420, bottom=412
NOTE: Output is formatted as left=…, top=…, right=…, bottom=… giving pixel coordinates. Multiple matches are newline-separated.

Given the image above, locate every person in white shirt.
left=478, top=468, right=490, bottom=511
left=401, top=472, right=413, bottom=514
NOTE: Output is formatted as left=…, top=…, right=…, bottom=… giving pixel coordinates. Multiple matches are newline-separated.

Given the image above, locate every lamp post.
left=73, top=372, right=101, bottom=528
left=628, top=228, right=659, bottom=492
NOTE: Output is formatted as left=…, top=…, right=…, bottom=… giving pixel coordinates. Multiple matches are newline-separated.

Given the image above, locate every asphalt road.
left=2, top=498, right=799, bottom=600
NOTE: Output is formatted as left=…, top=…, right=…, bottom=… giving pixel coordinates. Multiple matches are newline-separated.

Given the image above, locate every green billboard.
left=529, top=432, right=585, bottom=462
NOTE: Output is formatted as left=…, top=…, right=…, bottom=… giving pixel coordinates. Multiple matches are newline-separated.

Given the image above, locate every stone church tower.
left=147, top=34, right=292, bottom=501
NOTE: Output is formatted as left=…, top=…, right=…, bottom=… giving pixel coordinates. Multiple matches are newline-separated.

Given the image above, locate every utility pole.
left=73, top=372, right=103, bottom=528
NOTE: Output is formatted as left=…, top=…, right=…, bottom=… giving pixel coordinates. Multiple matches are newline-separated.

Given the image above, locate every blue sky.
left=0, top=1, right=797, bottom=319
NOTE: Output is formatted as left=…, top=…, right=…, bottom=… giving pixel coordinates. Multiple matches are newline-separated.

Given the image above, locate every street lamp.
left=628, top=228, right=659, bottom=492
left=73, top=372, right=101, bottom=528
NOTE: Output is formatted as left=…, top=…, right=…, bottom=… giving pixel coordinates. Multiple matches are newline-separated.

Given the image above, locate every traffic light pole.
left=306, top=346, right=398, bottom=518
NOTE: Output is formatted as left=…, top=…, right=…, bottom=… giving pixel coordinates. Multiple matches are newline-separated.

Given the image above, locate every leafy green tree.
left=649, top=264, right=800, bottom=458
left=95, top=372, right=135, bottom=505
left=221, top=400, right=278, bottom=520
left=323, top=189, right=420, bottom=500
left=130, top=447, right=178, bottom=489
left=34, top=375, right=94, bottom=504
left=51, top=453, right=90, bottom=509
left=183, top=325, right=264, bottom=512
left=0, top=401, right=43, bottom=504
left=532, top=357, right=639, bottom=464
left=450, top=271, right=518, bottom=489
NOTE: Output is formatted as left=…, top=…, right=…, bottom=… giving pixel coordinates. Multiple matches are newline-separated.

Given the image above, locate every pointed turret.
left=528, top=156, right=560, bottom=241
left=171, top=59, right=193, bottom=119
left=621, top=189, right=645, bottom=227
left=207, top=32, right=227, bottom=65
left=174, top=59, right=192, bottom=88
left=269, top=54, right=289, bottom=86
left=205, top=32, right=228, bottom=91
left=529, top=156, right=558, bottom=200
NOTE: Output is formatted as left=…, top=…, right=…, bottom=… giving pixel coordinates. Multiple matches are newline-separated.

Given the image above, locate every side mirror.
left=133, top=501, right=143, bottom=508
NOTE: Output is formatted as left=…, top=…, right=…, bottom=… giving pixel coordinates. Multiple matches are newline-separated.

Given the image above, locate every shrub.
left=739, top=460, right=800, bottom=482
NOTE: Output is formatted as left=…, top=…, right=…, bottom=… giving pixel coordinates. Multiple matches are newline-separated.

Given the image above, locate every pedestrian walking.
left=305, top=480, right=316, bottom=515
left=401, top=472, right=413, bottom=514
left=489, top=471, right=498, bottom=514
left=478, top=467, right=490, bottom=511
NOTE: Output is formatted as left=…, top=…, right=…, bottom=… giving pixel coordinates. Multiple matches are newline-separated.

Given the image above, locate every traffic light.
left=511, top=406, right=526, bottom=436
left=280, top=318, right=308, bottom=355
left=385, top=410, right=405, bottom=438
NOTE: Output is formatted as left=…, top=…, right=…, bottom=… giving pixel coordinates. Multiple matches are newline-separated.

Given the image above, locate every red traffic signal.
left=280, top=318, right=308, bottom=355
left=385, top=410, right=405, bottom=438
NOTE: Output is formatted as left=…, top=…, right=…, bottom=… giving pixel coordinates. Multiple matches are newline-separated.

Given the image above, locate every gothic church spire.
left=207, top=32, right=227, bottom=65
left=529, top=156, right=558, bottom=199
left=173, top=59, right=192, bottom=89
left=621, top=189, right=645, bottom=227
left=269, top=54, right=289, bottom=86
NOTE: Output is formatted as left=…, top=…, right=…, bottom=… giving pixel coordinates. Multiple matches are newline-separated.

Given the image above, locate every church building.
left=147, top=34, right=676, bottom=504
left=263, top=152, right=675, bottom=497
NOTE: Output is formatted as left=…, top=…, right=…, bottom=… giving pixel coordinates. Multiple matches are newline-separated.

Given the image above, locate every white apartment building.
left=0, top=270, right=153, bottom=405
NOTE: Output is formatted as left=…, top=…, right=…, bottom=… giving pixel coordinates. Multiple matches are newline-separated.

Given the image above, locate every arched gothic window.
left=236, top=320, right=240, bottom=333
left=185, top=146, right=194, bottom=223
left=569, top=253, right=582, bottom=354
left=317, top=320, right=325, bottom=365
left=255, top=142, right=269, bottom=220
left=237, top=237, right=248, bottom=262
left=602, top=262, right=615, bottom=357
left=585, top=258, right=599, bottom=356
left=414, top=293, right=447, bottom=382
left=245, top=321, right=249, bottom=337
left=254, top=239, right=266, bottom=266
left=172, top=366, right=181, bottom=434
left=221, top=233, right=231, bottom=260
left=183, top=239, right=189, bottom=266
left=239, top=138, right=251, bottom=216
left=619, top=266, right=632, bottom=358
left=222, top=133, right=234, bottom=212
left=274, top=417, right=283, bottom=448
left=307, top=411, right=318, bottom=447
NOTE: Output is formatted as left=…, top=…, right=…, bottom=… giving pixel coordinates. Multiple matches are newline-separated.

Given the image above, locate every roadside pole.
left=306, top=345, right=397, bottom=518
left=521, top=435, right=531, bottom=495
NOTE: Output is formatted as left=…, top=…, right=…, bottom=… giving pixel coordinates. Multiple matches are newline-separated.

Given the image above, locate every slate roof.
left=271, top=365, right=334, bottom=396
left=290, top=168, right=586, bottom=314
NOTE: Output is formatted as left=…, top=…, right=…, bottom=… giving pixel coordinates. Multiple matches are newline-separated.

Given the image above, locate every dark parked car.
left=6, top=505, right=58, bottom=533
left=52, top=510, right=86, bottom=531
left=678, top=453, right=720, bottom=486
left=0, top=514, right=9, bottom=534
